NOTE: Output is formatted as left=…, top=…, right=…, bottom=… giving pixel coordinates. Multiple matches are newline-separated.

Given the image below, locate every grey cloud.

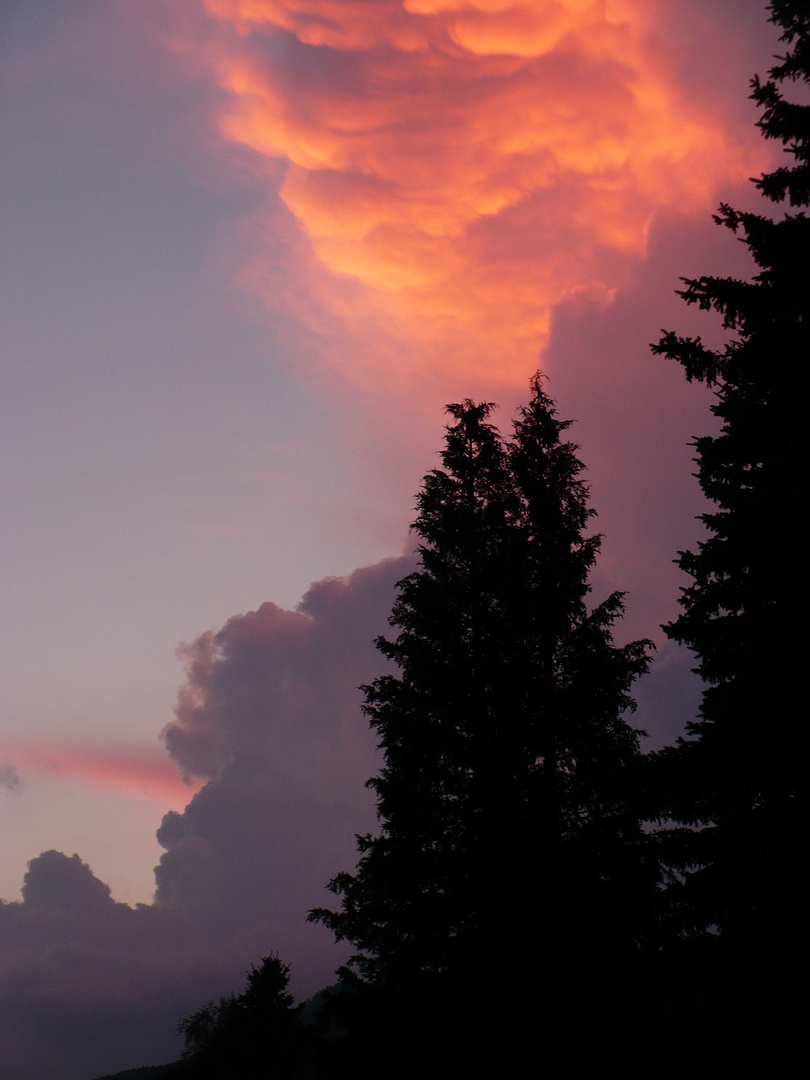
left=632, top=641, right=702, bottom=751
left=163, top=556, right=415, bottom=791
left=0, top=851, right=212, bottom=1080
left=155, top=555, right=416, bottom=996
left=0, top=763, right=25, bottom=793
left=1, top=556, right=414, bottom=1079
left=21, top=849, right=113, bottom=910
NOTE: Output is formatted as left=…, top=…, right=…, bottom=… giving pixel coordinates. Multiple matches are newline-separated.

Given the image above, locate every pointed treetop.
left=751, top=1, right=810, bottom=206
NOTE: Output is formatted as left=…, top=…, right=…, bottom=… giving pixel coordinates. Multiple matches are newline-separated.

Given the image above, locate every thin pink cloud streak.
left=2, top=742, right=202, bottom=808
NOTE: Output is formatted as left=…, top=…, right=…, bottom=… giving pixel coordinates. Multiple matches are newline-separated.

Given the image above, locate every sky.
left=0, top=1, right=785, bottom=1076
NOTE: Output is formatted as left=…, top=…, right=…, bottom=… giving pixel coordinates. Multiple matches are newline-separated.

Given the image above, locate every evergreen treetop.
left=652, top=1, right=806, bottom=910
left=647, top=8, right=806, bottom=1070
left=311, top=377, right=653, bottom=1037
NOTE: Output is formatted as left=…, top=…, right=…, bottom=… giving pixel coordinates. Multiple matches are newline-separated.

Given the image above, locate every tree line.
left=165, top=3, right=806, bottom=1076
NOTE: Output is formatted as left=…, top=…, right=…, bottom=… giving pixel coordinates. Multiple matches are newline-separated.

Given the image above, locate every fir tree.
left=173, top=956, right=302, bottom=1079
left=311, top=378, right=652, bottom=1073
left=650, top=3, right=807, bottom=1071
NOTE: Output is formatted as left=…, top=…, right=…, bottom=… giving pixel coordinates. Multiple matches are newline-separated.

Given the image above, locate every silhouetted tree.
left=174, top=955, right=302, bottom=1079
left=312, top=378, right=653, bottom=1074
left=650, top=2, right=807, bottom=1072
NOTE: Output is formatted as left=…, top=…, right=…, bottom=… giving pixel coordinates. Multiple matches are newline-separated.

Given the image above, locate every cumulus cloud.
left=20, top=850, right=114, bottom=910
left=163, top=557, right=412, bottom=785
left=1, top=556, right=413, bottom=1079
left=187, top=0, right=765, bottom=390
left=1, top=5, right=777, bottom=1076
left=155, top=555, right=415, bottom=979
left=0, top=851, right=209, bottom=1080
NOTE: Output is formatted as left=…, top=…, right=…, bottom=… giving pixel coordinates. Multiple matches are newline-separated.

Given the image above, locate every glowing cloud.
left=2, top=743, right=201, bottom=808
left=190, top=0, right=762, bottom=389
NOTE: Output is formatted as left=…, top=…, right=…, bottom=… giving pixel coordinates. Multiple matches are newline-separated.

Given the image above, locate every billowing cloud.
left=0, top=557, right=413, bottom=1078
left=163, top=556, right=412, bottom=784
left=155, top=555, right=415, bottom=979
left=186, top=0, right=765, bottom=390
left=0, top=852, right=204, bottom=1080
left=1, top=4, right=778, bottom=1077
left=20, top=850, right=114, bottom=909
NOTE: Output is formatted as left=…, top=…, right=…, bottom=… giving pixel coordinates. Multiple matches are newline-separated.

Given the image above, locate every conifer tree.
left=311, top=378, right=652, bottom=1071
left=174, top=955, right=302, bottom=1079
left=653, top=0, right=806, bottom=933
left=651, top=2, right=807, bottom=1070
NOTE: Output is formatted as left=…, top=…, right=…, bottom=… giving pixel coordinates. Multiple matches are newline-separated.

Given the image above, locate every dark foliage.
left=170, top=955, right=304, bottom=1080
left=311, top=377, right=654, bottom=1075
left=649, top=2, right=807, bottom=1072
left=91, top=1068, right=178, bottom=1080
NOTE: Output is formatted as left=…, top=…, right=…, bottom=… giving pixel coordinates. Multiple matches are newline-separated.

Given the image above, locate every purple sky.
left=0, top=2, right=784, bottom=1076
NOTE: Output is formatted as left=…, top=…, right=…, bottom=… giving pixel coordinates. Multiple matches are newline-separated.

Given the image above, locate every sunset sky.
left=0, top=1, right=785, bottom=1076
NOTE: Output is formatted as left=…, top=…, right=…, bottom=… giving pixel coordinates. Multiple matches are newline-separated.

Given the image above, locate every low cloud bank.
left=0, top=557, right=413, bottom=1080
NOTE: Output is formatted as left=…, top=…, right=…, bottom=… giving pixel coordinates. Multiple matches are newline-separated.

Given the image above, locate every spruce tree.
left=312, top=378, right=652, bottom=1072
left=651, top=2, right=807, bottom=1070
left=173, top=956, right=302, bottom=1079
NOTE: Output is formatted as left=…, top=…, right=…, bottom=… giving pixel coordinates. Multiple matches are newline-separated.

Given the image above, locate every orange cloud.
left=3, top=742, right=201, bottom=809
left=191, top=0, right=765, bottom=390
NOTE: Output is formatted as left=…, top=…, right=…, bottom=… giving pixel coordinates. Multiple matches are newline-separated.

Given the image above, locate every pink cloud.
left=1, top=742, right=201, bottom=809
left=171, top=0, right=769, bottom=395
